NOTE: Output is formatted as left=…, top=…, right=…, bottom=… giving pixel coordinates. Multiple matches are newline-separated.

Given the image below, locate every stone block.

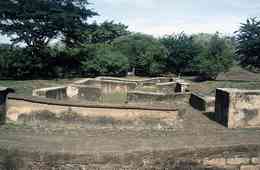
left=215, top=88, right=260, bottom=128
left=226, top=157, right=250, bottom=165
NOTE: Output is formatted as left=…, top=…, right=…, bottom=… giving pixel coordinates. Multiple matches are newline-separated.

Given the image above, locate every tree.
left=236, top=17, right=260, bottom=72
left=160, top=32, right=200, bottom=74
left=0, top=0, right=98, bottom=49
left=192, top=33, right=234, bottom=80
left=80, top=44, right=129, bottom=76
left=81, top=21, right=129, bottom=44
left=113, top=33, right=168, bottom=76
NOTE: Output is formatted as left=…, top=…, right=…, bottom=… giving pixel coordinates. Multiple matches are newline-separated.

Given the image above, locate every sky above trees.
left=1, top=0, right=260, bottom=43
left=90, top=0, right=260, bottom=36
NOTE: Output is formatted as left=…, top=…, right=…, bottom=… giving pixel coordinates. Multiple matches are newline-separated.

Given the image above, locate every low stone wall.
left=127, top=91, right=191, bottom=105
left=190, top=93, right=215, bottom=112
left=215, top=88, right=260, bottom=128
left=100, top=80, right=137, bottom=94
left=67, top=85, right=102, bottom=102
left=97, top=76, right=173, bottom=84
left=74, top=78, right=137, bottom=95
left=33, top=86, right=67, bottom=100
left=7, top=95, right=178, bottom=129
left=156, top=82, right=177, bottom=93
left=1, top=145, right=260, bottom=169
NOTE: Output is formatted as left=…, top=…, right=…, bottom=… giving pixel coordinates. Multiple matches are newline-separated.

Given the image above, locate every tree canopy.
left=236, top=17, right=260, bottom=72
left=113, top=33, right=168, bottom=76
left=82, top=21, right=130, bottom=44
left=192, top=33, right=234, bottom=80
left=0, top=0, right=98, bottom=49
left=160, top=32, right=200, bottom=74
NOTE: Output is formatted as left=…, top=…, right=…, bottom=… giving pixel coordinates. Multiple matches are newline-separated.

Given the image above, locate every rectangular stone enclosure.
left=215, top=88, right=260, bottom=128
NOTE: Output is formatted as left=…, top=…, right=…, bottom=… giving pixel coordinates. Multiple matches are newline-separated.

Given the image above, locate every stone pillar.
left=0, top=87, right=15, bottom=125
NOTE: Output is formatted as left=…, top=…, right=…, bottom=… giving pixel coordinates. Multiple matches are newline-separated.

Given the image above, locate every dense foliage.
left=0, top=1, right=256, bottom=80
left=160, top=33, right=200, bottom=74
left=78, top=44, right=129, bottom=76
left=236, top=18, right=260, bottom=72
left=82, top=21, right=130, bottom=44
left=113, top=33, right=168, bottom=76
left=0, top=0, right=97, bottom=49
left=192, top=33, right=234, bottom=80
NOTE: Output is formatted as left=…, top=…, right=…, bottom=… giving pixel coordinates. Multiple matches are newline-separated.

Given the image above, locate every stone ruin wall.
left=190, top=93, right=215, bottom=112
left=6, top=96, right=179, bottom=129
left=127, top=91, right=191, bottom=105
left=215, top=88, right=260, bottom=128
left=32, top=77, right=191, bottom=105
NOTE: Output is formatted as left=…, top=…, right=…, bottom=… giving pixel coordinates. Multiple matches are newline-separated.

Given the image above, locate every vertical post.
left=0, top=87, right=15, bottom=125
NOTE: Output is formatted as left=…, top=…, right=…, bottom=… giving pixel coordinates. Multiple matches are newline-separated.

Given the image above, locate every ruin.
left=2, top=79, right=260, bottom=170
left=215, top=88, right=260, bottom=128
left=32, top=76, right=191, bottom=104
left=190, top=93, right=215, bottom=112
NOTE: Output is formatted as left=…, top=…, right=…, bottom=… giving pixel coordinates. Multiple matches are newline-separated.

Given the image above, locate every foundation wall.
left=6, top=96, right=178, bottom=129
left=127, top=91, right=191, bottom=105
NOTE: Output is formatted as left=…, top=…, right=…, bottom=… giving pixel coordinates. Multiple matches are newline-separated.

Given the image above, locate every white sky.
left=1, top=0, right=260, bottom=43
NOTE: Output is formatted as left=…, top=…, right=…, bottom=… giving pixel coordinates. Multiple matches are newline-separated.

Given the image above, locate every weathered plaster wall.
left=7, top=97, right=178, bottom=128
left=33, top=86, right=67, bottom=100
left=215, top=88, right=260, bottom=128
left=67, top=85, right=102, bottom=102
left=156, top=82, right=177, bottom=93
left=127, top=91, right=191, bottom=105
left=74, top=78, right=137, bottom=95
